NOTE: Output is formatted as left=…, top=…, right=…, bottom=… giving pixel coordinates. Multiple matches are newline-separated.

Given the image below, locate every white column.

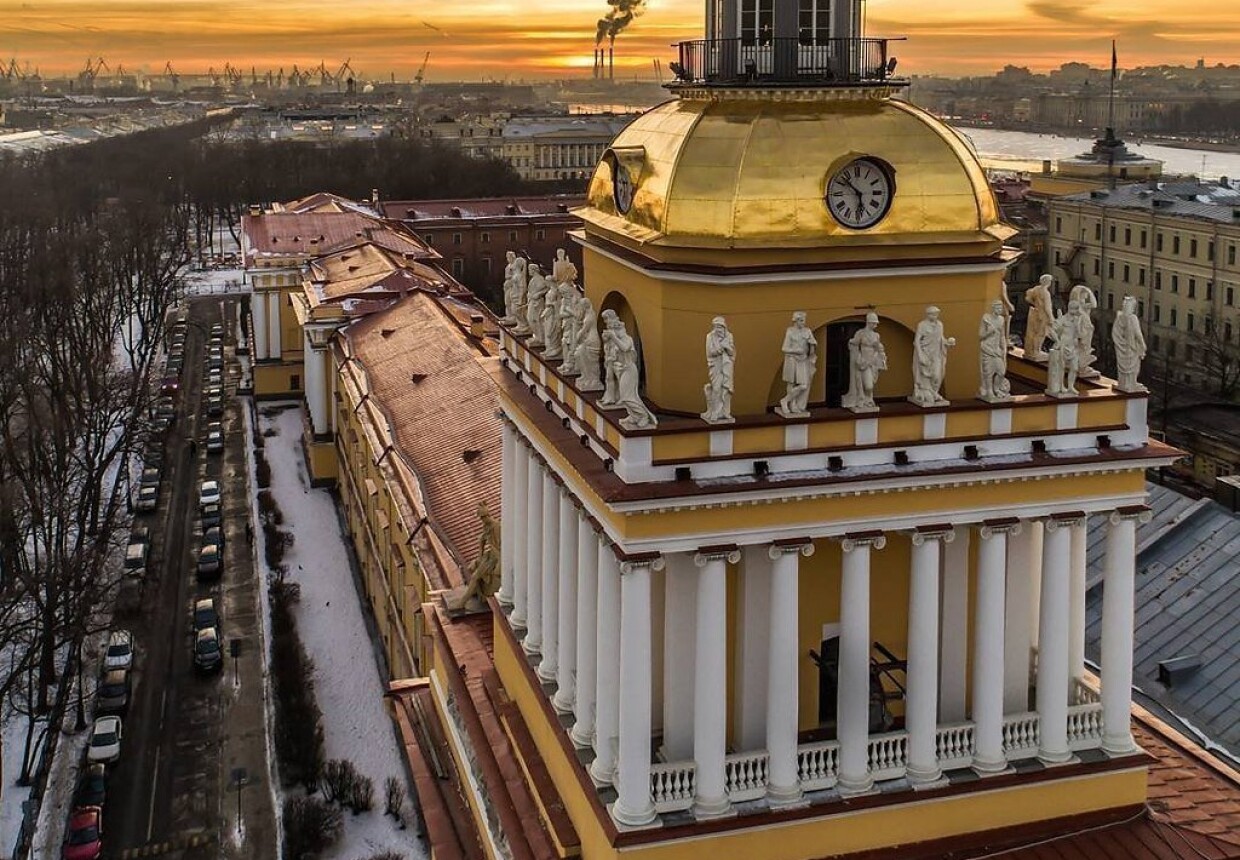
left=1028, top=522, right=1044, bottom=650
left=735, top=546, right=771, bottom=750
left=571, top=519, right=599, bottom=747
left=662, top=554, right=696, bottom=761
left=537, top=475, right=560, bottom=683
left=1069, top=520, right=1088, bottom=685
left=252, top=291, right=268, bottom=360
left=613, top=555, right=662, bottom=829
left=590, top=542, right=622, bottom=786
left=552, top=492, right=578, bottom=713
left=906, top=529, right=951, bottom=786
left=1102, top=507, right=1147, bottom=754
left=510, top=443, right=529, bottom=627
left=974, top=520, right=1018, bottom=773
left=267, top=292, right=282, bottom=358
left=1003, top=523, right=1035, bottom=712
left=499, top=423, right=516, bottom=607
left=940, top=527, right=971, bottom=722
left=303, top=336, right=328, bottom=434
left=767, top=541, right=813, bottom=806
left=1037, top=514, right=1080, bottom=764
left=837, top=532, right=884, bottom=795
left=692, top=548, right=737, bottom=819
left=522, top=460, right=544, bottom=654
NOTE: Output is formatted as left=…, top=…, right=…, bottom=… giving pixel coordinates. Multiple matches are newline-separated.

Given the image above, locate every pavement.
left=99, top=297, right=276, bottom=859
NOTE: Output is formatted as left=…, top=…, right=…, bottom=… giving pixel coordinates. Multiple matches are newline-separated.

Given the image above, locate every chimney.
left=371, top=187, right=380, bottom=206
left=469, top=313, right=486, bottom=338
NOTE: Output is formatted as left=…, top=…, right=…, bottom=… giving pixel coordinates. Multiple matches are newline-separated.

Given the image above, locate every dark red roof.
left=380, top=196, right=585, bottom=222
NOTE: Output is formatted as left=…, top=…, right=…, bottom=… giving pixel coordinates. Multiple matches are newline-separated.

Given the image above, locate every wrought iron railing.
left=668, top=37, right=904, bottom=87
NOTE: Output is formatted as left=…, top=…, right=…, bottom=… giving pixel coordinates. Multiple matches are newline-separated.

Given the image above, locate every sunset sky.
left=1, top=1, right=1236, bottom=81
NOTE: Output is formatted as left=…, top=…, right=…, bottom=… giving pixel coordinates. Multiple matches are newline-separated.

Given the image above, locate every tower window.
left=798, top=0, right=831, bottom=44
left=740, top=0, right=775, bottom=46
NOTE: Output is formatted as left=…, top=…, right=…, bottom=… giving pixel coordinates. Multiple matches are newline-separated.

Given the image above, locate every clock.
left=825, top=158, right=894, bottom=230
left=613, top=161, right=634, bottom=215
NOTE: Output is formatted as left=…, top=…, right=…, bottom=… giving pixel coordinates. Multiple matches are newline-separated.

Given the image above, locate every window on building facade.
left=1139, top=268, right=1146, bottom=286
left=1109, top=224, right=1116, bottom=243
left=1174, top=235, right=1181, bottom=255
left=1186, top=344, right=1195, bottom=362
left=1172, top=275, right=1179, bottom=293
left=291, top=374, right=301, bottom=390
left=1108, top=261, right=1115, bottom=278
left=798, top=0, right=831, bottom=43
left=1155, top=271, right=1162, bottom=290
left=1190, top=238, right=1198, bottom=258
left=1055, top=250, right=1062, bottom=265
left=1154, top=304, right=1161, bottom=322
left=1230, top=245, right=1237, bottom=266
left=482, top=257, right=492, bottom=275
left=1095, top=223, right=1102, bottom=241
left=1156, top=232, right=1164, bottom=252
left=1205, top=316, right=1214, bottom=335
left=452, top=233, right=462, bottom=245
left=535, top=229, right=546, bottom=240
left=1141, top=230, right=1148, bottom=249
left=1208, top=241, right=1215, bottom=261
left=1228, top=286, right=1236, bottom=306
left=1167, top=340, right=1176, bottom=358
left=1094, top=259, right=1101, bottom=276
left=1189, top=279, right=1196, bottom=298
left=1107, top=293, right=1115, bottom=310
left=1151, top=333, right=1161, bottom=350
left=1171, top=308, right=1178, bottom=327
left=1138, top=300, right=1145, bottom=317
left=1227, top=321, right=1234, bottom=342
left=1123, top=264, right=1130, bottom=282
left=741, top=0, right=775, bottom=44
left=508, top=231, right=517, bottom=242
left=480, top=232, right=490, bottom=244
left=1187, top=312, right=1195, bottom=332
left=1124, top=227, right=1132, bottom=245
left=1055, top=216, right=1063, bottom=234
left=1207, top=282, right=1214, bottom=300
left=423, top=234, right=434, bottom=245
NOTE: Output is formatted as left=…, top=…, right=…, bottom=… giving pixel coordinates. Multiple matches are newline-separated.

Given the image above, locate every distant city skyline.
left=1, top=0, right=1237, bottom=81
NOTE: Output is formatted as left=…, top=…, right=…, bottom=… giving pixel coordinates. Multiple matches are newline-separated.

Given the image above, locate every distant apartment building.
left=379, top=195, right=585, bottom=300
left=1046, top=180, right=1240, bottom=394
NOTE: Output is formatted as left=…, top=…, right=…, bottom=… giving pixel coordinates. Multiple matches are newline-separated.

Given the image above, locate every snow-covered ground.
left=254, top=405, right=425, bottom=860
left=184, top=267, right=247, bottom=297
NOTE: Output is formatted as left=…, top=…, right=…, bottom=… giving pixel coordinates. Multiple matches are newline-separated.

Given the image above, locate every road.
left=102, top=296, right=275, bottom=858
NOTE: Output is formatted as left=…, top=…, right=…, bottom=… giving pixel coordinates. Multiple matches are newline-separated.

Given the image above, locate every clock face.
left=825, top=158, right=894, bottom=230
left=613, top=163, right=634, bottom=215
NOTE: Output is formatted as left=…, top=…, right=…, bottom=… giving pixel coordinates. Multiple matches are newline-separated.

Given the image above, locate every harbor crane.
left=414, top=51, right=430, bottom=85
left=164, top=61, right=180, bottom=91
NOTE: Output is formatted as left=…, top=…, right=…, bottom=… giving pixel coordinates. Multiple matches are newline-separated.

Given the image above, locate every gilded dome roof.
left=580, top=93, right=1010, bottom=249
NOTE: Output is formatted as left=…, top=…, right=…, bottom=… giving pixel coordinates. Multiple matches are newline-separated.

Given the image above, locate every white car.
left=135, top=485, right=158, bottom=512
left=87, top=716, right=123, bottom=764
left=199, top=480, right=221, bottom=508
left=104, top=630, right=133, bottom=671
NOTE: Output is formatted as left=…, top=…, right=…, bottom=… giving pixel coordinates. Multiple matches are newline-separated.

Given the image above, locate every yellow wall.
left=306, top=438, right=337, bottom=484
left=583, top=248, right=1004, bottom=417
left=254, top=362, right=304, bottom=398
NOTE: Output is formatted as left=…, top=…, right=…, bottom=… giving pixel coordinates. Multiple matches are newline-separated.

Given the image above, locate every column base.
left=1037, top=748, right=1076, bottom=766
left=836, top=773, right=875, bottom=797
left=971, top=754, right=1011, bottom=776
left=497, top=592, right=515, bottom=608
left=589, top=757, right=615, bottom=787
left=536, top=660, right=558, bottom=684
left=693, top=794, right=735, bottom=821
left=570, top=722, right=595, bottom=749
left=552, top=688, right=576, bottom=714
left=522, top=637, right=542, bottom=657
left=610, top=800, right=660, bottom=830
left=766, top=783, right=807, bottom=810
left=905, top=764, right=945, bottom=788
left=1103, top=734, right=1139, bottom=756
left=509, top=611, right=527, bottom=631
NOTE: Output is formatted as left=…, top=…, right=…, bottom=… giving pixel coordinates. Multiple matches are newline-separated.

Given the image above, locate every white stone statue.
left=1000, top=280, right=1016, bottom=340
left=842, top=312, right=887, bottom=413
left=978, top=300, right=1012, bottom=402
left=540, top=277, right=565, bottom=359
left=552, top=248, right=577, bottom=286
left=597, top=309, right=624, bottom=409
left=911, top=305, right=956, bottom=407
left=510, top=255, right=531, bottom=335
left=600, top=312, right=656, bottom=430
left=575, top=298, right=604, bottom=392
left=1046, top=304, right=1081, bottom=397
left=1112, top=295, right=1148, bottom=393
left=776, top=311, right=817, bottom=419
left=1023, top=274, right=1055, bottom=361
left=558, top=286, right=585, bottom=375
left=524, top=263, right=550, bottom=347
left=500, top=251, right=522, bottom=325
left=1069, top=284, right=1100, bottom=378
left=700, top=316, right=735, bottom=424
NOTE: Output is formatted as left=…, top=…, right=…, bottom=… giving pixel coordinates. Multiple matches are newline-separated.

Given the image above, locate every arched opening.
left=599, top=290, right=646, bottom=393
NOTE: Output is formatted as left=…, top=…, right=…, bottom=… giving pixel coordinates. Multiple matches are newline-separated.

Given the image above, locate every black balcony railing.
left=668, top=37, right=906, bottom=88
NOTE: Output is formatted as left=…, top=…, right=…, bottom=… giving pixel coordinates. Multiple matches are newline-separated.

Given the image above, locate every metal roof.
left=1062, top=180, right=1240, bottom=224
left=1086, top=483, right=1240, bottom=761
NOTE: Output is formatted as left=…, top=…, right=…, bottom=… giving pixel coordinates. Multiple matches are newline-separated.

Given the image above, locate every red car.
left=62, top=806, right=102, bottom=860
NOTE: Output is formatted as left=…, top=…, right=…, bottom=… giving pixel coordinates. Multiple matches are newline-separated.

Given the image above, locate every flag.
left=1111, top=40, right=1118, bottom=80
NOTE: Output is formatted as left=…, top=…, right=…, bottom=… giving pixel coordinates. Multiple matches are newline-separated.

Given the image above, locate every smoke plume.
left=595, top=0, right=647, bottom=45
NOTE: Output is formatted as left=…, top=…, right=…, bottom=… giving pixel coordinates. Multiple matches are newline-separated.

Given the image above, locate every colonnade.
left=498, top=423, right=1147, bottom=827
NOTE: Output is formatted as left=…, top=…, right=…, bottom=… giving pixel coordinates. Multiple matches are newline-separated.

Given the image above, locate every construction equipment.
left=164, top=61, right=180, bottom=91
left=336, top=58, right=356, bottom=92
left=414, top=51, right=430, bottom=86
left=78, top=56, right=108, bottom=91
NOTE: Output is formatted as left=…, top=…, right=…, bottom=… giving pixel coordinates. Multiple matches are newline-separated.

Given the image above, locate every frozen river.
left=954, top=126, right=1240, bottom=180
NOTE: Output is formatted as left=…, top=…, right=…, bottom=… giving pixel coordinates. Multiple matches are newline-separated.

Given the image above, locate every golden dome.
left=580, top=92, right=1011, bottom=250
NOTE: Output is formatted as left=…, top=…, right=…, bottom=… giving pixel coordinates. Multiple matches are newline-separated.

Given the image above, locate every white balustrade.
left=1067, top=702, right=1105, bottom=751
left=1071, top=677, right=1101, bottom=706
left=650, top=762, right=696, bottom=813
left=1001, top=712, right=1040, bottom=758
left=867, top=731, right=908, bottom=782
left=934, top=722, right=975, bottom=771
left=724, top=750, right=770, bottom=802
left=797, top=740, right=840, bottom=791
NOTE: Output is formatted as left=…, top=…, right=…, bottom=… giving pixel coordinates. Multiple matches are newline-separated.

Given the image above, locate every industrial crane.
left=336, top=58, right=356, bottom=92
left=79, top=56, right=108, bottom=91
left=414, top=51, right=430, bottom=86
left=164, top=61, right=180, bottom=91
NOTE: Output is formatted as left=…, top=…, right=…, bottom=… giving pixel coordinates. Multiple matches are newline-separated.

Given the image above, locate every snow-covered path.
left=257, top=405, right=425, bottom=859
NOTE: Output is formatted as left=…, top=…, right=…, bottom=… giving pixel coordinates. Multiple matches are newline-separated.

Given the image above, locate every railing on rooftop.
left=668, top=37, right=906, bottom=88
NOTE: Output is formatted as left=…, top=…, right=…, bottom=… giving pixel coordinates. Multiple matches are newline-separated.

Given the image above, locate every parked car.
left=193, top=598, right=219, bottom=633
left=135, top=485, right=158, bottom=513
left=203, top=525, right=224, bottom=550
left=210, top=323, right=224, bottom=338
left=196, top=543, right=222, bottom=580
left=73, top=764, right=107, bottom=808
left=123, top=542, right=147, bottom=577
left=62, top=805, right=103, bottom=860
left=97, top=668, right=130, bottom=713
left=204, top=384, right=223, bottom=400
left=206, top=423, right=224, bottom=453
left=199, top=480, right=221, bottom=507
left=87, top=716, right=122, bottom=764
left=200, top=502, right=222, bottom=530
left=206, top=396, right=224, bottom=417
left=194, top=628, right=223, bottom=673
left=139, top=467, right=160, bottom=488
left=104, top=630, right=133, bottom=671
left=128, top=525, right=149, bottom=547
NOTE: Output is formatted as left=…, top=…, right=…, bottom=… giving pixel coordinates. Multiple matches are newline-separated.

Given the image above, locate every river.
left=953, top=126, right=1240, bottom=180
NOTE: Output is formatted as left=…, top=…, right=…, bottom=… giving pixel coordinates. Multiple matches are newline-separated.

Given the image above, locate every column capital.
left=839, top=530, right=886, bottom=553
left=1109, top=505, right=1152, bottom=526
left=910, top=525, right=956, bottom=546
left=694, top=545, right=742, bottom=567
left=1045, top=511, right=1087, bottom=531
left=618, top=553, right=665, bottom=575
left=979, top=517, right=1023, bottom=539
left=769, top=538, right=815, bottom=560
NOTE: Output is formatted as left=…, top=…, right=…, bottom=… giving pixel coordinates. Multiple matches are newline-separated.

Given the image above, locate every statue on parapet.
left=1112, top=295, right=1148, bottom=393
left=525, top=263, right=550, bottom=347
left=444, top=502, right=501, bottom=614
left=574, top=297, right=604, bottom=392
left=1023, top=274, right=1055, bottom=361
left=979, top=300, right=1012, bottom=402
left=701, top=316, right=735, bottom=424
left=911, top=305, right=955, bottom=408
left=599, top=310, right=657, bottom=430
left=776, top=311, right=816, bottom=419
left=1069, top=284, right=1100, bottom=378
left=842, top=312, right=887, bottom=413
